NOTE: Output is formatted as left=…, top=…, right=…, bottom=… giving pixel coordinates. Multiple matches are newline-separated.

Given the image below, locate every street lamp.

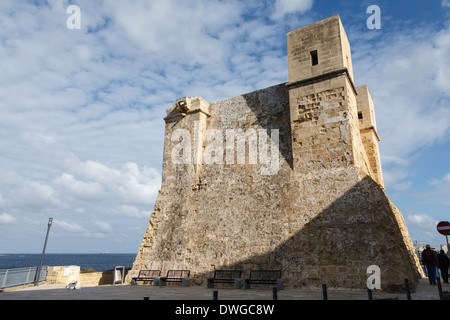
left=34, top=218, right=53, bottom=286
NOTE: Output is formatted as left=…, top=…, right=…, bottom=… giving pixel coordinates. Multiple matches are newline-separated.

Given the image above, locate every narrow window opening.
left=310, top=50, right=318, bottom=66
left=358, top=112, right=363, bottom=120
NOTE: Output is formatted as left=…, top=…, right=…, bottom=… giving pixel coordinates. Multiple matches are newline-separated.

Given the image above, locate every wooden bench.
left=160, top=270, right=190, bottom=287
left=132, top=270, right=161, bottom=285
left=207, top=270, right=243, bottom=288
left=244, top=270, right=283, bottom=290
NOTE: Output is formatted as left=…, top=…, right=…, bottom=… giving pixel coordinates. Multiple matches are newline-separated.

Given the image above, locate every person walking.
left=422, top=245, right=439, bottom=285
left=437, top=250, right=450, bottom=284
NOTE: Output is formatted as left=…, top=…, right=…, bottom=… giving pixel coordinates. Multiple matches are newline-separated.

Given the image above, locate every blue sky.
left=0, top=0, right=449, bottom=253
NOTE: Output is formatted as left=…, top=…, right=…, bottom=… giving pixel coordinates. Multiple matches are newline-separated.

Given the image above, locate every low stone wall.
left=80, top=271, right=114, bottom=286
left=46, top=266, right=129, bottom=287
left=46, top=266, right=80, bottom=286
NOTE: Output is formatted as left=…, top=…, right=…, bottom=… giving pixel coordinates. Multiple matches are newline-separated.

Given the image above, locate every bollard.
left=437, top=278, right=444, bottom=300
left=213, top=290, right=218, bottom=300
left=322, top=284, right=328, bottom=300
left=367, top=288, right=373, bottom=300
left=404, top=279, right=411, bottom=300
left=273, top=287, right=277, bottom=300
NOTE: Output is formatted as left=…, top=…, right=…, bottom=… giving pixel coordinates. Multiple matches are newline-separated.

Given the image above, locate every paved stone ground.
left=0, top=278, right=447, bottom=300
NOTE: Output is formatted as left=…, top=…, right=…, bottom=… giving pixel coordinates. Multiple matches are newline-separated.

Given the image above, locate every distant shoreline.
left=0, top=253, right=136, bottom=272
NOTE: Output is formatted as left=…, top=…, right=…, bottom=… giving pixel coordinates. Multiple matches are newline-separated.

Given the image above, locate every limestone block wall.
left=356, top=85, right=384, bottom=186
left=46, top=266, right=80, bottom=286
left=46, top=266, right=123, bottom=286
left=289, top=77, right=354, bottom=173
left=80, top=271, right=114, bottom=286
left=129, top=15, right=423, bottom=291
left=130, top=82, right=422, bottom=290
left=130, top=83, right=294, bottom=282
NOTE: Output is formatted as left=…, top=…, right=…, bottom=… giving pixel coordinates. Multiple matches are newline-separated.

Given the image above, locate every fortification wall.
left=128, top=15, right=423, bottom=291
left=129, top=82, right=422, bottom=290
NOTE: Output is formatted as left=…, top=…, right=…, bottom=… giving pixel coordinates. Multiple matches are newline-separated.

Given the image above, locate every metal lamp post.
left=34, top=218, right=53, bottom=286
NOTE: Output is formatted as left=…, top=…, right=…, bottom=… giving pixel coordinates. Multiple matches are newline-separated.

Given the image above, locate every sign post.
left=437, top=221, right=450, bottom=251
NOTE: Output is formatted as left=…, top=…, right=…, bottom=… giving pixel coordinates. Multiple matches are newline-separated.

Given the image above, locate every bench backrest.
left=249, top=270, right=281, bottom=280
left=138, top=270, right=161, bottom=278
left=166, top=270, right=190, bottom=278
left=214, top=270, right=242, bottom=279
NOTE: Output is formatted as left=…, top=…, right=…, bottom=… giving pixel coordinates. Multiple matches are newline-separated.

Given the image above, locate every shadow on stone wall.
left=81, top=270, right=130, bottom=286
left=242, top=83, right=294, bottom=171
left=192, top=175, right=422, bottom=292
left=134, top=84, right=421, bottom=293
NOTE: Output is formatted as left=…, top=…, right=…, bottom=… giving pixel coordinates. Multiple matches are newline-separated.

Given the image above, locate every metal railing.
left=0, top=266, right=47, bottom=289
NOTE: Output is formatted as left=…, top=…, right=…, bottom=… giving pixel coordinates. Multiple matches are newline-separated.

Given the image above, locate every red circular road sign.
left=437, top=221, right=450, bottom=236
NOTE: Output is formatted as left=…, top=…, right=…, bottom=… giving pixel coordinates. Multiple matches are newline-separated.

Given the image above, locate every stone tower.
left=128, top=15, right=422, bottom=291
left=287, top=15, right=383, bottom=186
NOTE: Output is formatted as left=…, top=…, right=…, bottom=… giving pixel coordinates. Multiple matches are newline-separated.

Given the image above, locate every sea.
left=0, top=253, right=136, bottom=271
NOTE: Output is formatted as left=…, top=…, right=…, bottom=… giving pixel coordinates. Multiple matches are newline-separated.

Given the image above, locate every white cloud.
left=67, top=160, right=161, bottom=206
left=404, top=212, right=442, bottom=247
left=407, top=213, right=438, bottom=230
left=113, top=205, right=151, bottom=219
left=0, top=213, right=16, bottom=224
left=55, top=220, right=88, bottom=234
left=54, top=173, right=105, bottom=201
left=391, top=181, right=412, bottom=192
left=54, top=219, right=109, bottom=239
left=352, top=25, right=450, bottom=167
left=428, top=172, right=450, bottom=186
left=443, top=0, right=450, bottom=8
left=346, top=20, right=450, bottom=207
left=20, top=181, right=60, bottom=209
left=271, top=0, right=314, bottom=20
left=382, top=167, right=409, bottom=187
left=415, top=172, right=450, bottom=206
left=382, top=168, right=412, bottom=192
left=94, top=221, right=113, bottom=233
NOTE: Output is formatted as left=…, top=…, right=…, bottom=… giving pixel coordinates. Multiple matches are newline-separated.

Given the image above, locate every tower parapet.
left=356, top=85, right=384, bottom=186
left=287, top=14, right=383, bottom=186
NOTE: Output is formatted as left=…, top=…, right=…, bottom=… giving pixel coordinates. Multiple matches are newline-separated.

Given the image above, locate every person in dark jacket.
left=437, top=250, right=450, bottom=284
left=422, top=245, right=439, bottom=285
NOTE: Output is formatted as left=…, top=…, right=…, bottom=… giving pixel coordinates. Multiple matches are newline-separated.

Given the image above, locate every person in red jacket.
left=421, top=245, right=439, bottom=285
